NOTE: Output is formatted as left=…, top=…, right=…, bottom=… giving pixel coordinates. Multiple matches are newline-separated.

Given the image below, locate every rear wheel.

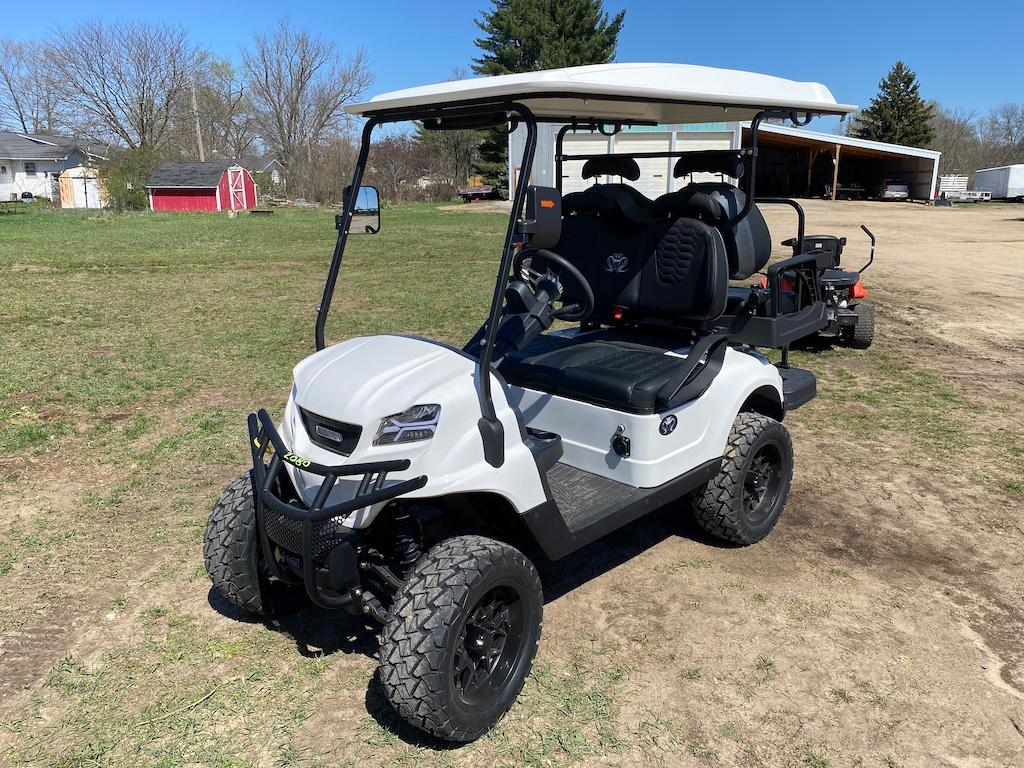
left=690, top=412, right=793, bottom=545
left=203, top=471, right=304, bottom=616
left=379, top=535, right=543, bottom=742
left=846, top=302, right=875, bottom=348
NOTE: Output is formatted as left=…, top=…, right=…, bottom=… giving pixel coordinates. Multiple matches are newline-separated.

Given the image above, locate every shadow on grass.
left=206, top=586, right=378, bottom=658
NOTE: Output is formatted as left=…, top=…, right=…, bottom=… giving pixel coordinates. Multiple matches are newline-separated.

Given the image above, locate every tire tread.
left=379, top=535, right=542, bottom=742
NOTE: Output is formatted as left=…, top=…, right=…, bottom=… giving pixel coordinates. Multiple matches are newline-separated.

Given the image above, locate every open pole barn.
left=146, top=162, right=257, bottom=212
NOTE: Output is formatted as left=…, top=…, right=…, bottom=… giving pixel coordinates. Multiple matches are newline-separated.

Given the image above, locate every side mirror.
left=340, top=185, right=380, bottom=234
left=516, top=186, right=561, bottom=249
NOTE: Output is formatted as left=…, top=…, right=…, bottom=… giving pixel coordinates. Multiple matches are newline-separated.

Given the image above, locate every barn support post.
left=831, top=144, right=841, bottom=201
left=806, top=148, right=820, bottom=196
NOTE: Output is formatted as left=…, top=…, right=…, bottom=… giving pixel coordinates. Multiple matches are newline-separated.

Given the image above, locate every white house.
left=0, top=132, right=107, bottom=202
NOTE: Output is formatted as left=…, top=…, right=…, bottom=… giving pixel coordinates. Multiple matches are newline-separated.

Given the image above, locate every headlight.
left=373, top=404, right=441, bottom=446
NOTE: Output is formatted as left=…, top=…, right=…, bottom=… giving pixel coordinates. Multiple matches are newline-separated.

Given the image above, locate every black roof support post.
left=476, top=102, right=538, bottom=467
left=315, top=116, right=380, bottom=352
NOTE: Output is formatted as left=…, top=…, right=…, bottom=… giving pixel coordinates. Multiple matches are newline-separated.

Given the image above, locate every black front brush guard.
left=247, top=409, right=427, bottom=609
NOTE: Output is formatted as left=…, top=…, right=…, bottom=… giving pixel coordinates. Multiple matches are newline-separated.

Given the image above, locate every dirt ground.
left=1, top=200, right=1022, bottom=767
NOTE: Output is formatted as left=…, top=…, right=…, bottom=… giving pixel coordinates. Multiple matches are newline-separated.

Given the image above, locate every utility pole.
left=191, top=80, right=206, bottom=162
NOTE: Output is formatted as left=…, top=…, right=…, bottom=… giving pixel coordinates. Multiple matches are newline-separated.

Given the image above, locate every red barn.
left=146, top=162, right=257, bottom=212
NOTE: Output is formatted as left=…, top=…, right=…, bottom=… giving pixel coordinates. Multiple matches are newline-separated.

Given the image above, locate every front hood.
left=292, top=334, right=476, bottom=427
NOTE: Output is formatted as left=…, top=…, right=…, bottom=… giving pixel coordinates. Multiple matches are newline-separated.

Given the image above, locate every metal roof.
left=347, top=63, right=856, bottom=124
left=146, top=161, right=236, bottom=188
left=750, top=122, right=941, bottom=159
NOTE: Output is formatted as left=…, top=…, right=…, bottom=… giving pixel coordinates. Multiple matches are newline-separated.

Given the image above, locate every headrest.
left=563, top=184, right=660, bottom=226
left=650, top=188, right=721, bottom=222
left=673, top=150, right=745, bottom=179
left=581, top=156, right=641, bottom=181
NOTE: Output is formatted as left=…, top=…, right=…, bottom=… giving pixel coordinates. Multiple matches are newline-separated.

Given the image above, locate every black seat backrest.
left=654, top=179, right=771, bottom=281
left=554, top=212, right=728, bottom=325
left=581, top=156, right=641, bottom=181
left=563, top=183, right=660, bottom=225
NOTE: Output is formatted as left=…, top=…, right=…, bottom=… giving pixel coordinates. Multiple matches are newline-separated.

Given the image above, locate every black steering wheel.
left=511, top=248, right=594, bottom=322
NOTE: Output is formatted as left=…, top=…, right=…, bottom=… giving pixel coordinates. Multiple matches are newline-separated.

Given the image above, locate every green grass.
left=2, top=202, right=1020, bottom=767
left=0, top=203, right=505, bottom=458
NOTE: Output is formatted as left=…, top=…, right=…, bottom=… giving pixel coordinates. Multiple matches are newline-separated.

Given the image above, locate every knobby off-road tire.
left=379, top=535, right=543, bottom=742
left=691, top=412, right=794, bottom=545
left=204, top=471, right=301, bottom=616
left=847, top=301, right=875, bottom=348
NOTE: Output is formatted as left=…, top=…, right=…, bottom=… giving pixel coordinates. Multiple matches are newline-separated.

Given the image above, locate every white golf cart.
left=204, top=63, right=855, bottom=742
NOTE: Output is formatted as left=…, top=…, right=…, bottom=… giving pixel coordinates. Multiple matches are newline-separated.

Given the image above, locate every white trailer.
left=974, top=165, right=1024, bottom=200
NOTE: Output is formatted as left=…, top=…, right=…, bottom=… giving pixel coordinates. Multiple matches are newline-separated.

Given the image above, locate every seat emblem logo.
left=606, top=253, right=629, bottom=273
left=659, top=415, right=678, bottom=435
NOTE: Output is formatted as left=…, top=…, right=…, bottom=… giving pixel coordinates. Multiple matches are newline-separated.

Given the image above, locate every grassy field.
left=1, top=201, right=1022, bottom=767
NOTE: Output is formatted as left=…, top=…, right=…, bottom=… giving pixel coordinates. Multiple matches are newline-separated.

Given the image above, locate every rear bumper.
left=247, top=409, right=427, bottom=610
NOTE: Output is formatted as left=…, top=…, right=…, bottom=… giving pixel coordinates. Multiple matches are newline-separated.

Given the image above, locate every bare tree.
left=930, top=105, right=981, bottom=174
left=368, top=135, right=429, bottom=202
left=48, top=20, right=200, bottom=148
left=0, top=39, right=64, bottom=133
left=980, top=103, right=1024, bottom=167
left=242, top=20, right=372, bottom=196
left=171, top=59, right=257, bottom=160
left=413, top=67, right=481, bottom=198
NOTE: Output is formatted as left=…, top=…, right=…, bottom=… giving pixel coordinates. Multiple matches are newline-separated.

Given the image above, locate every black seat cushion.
left=500, top=331, right=696, bottom=413
left=725, top=285, right=797, bottom=316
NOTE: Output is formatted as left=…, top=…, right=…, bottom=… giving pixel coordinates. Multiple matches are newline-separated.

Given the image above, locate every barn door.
left=59, top=175, right=75, bottom=208
left=227, top=167, right=246, bottom=210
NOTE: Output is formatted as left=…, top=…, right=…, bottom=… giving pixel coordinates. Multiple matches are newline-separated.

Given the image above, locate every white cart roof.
left=346, top=63, right=856, bottom=124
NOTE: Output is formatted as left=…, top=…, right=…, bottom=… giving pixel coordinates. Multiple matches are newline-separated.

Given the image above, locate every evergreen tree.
left=471, top=0, right=625, bottom=183
left=852, top=62, right=935, bottom=147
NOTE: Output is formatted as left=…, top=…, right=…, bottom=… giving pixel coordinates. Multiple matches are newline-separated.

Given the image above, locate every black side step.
left=778, top=366, right=816, bottom=410
left=521, top=458, right=721, bottom=560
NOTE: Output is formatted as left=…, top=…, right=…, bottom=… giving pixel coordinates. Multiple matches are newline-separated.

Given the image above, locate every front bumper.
left=247, top=409, right=427, bottom=610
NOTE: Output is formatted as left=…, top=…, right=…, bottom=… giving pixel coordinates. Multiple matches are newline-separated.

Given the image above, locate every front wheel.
left=378, top=535, right=543, bottom=742
left=690, top=412, right=794, bottom=545
left=203, top=471, right=304, bottom=616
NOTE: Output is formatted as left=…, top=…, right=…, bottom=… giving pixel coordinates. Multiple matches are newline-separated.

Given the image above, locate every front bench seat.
left=500, top=213, right=730, bottom=414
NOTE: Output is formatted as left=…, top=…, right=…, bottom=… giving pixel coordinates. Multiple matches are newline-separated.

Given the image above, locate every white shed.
left=58, top=165, right=105, bottom=209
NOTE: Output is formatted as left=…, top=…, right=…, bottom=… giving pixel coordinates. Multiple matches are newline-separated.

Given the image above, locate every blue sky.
left=8, top=0, right=1023, bottom=120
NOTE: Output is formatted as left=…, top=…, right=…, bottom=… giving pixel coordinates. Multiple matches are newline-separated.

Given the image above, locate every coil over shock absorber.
left=391, top=507, right=423, bottom=570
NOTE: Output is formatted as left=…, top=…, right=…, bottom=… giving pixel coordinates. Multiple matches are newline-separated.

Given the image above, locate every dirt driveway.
left=1, top=201, right=1022, bottom=767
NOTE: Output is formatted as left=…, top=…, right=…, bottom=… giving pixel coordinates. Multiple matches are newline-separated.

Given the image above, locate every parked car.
left=879, top=179, right=909, bottom=200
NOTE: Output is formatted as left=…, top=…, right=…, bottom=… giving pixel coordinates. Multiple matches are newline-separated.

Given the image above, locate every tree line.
left=0, top=2, right=625, bottom=207
left=0, top=19, right=372, bottom=205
